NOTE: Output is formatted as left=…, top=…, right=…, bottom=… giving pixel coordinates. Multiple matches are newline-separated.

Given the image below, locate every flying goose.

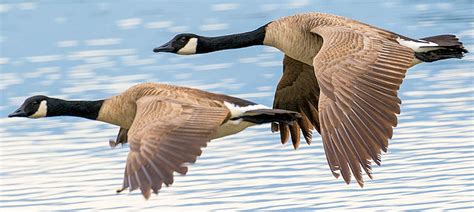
left=154, top=12, right=468, bottom=186
left=8, top=82, right=301, bottom=199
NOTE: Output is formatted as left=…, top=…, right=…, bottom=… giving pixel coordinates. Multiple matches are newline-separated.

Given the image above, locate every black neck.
left=196, top=24, right=268, bottom=53
left=47, top=99, right=104, bottom=120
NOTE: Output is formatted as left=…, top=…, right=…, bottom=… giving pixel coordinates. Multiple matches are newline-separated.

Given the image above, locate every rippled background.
left=1, top=0, right=473, bottom=210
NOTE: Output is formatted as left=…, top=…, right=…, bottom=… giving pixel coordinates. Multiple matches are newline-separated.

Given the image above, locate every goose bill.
left=153, top=42, right=175, bottom=53
left=8, top=108, right=27, bottom=117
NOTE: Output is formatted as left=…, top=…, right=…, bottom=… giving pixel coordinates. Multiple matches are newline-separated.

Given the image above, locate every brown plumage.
left=119, top=97, right=229, bottom=198
left=272, top=55, right=321, bottom=149
left=9, top=82, right=302, bottom=199
left=156, top=12, right=468, bottom=187
left=264, top=14, right=419, bottom=187
left=103, top=84, right=302, bottom=198
left=262, top=13, right=466, bottom=186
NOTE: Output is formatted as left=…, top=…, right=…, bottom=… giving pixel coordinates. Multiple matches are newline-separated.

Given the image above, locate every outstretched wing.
left=272, top=55, right=321, bottom=149
left=121, top=97, right=229, bottom=198
left=311, top=26, right=414, bottom=186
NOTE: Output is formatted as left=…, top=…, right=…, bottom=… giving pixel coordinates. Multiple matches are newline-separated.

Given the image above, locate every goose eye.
left=180, top=37, right=187, bottom=42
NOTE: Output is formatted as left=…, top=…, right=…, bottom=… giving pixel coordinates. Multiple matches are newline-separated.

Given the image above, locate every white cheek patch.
left=177, top=38, right=198, bottom=55
left=29, top=100, right=48, bottom=118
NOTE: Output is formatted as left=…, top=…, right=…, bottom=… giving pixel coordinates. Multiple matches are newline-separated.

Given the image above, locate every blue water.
left=1, top=0, right=473, bottom=210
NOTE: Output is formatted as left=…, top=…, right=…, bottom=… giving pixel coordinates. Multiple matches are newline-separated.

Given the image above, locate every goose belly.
left=212, top=119, right=255, bottom=139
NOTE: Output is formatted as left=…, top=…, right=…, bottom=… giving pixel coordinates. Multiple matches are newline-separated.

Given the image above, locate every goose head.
left=154, top=33, right=200, bottom=55
left=9, top=95, right=50, bottom=118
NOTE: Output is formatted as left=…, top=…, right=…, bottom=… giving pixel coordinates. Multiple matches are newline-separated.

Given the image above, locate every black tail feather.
left=235, top=109, right=301, bottom=125
left=416, top=34, right=468, bottom=62
left=420, top=34, right=465, bottom=49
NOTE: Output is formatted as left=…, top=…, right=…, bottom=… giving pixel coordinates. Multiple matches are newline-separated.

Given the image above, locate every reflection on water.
left=1, top=0, right=473, bottom=210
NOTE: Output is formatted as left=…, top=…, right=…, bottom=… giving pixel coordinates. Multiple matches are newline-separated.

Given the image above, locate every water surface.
left=1, top=0, right=473, bottom=210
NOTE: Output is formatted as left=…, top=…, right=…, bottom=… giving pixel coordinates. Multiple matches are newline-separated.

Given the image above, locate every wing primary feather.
left=330, top=133, right=351, bottom=184
left=320, top=111, right=341, bottom=178
left=335, top=128, right=363, bottom=186
left=330, top=104, right=370, bottom=184
left=296, top=109, right=313, bottom=144
left=326, top=104, right=359, bottom=184
left=279, top=123, right=290, bottom=144
left=289, top=124, right=301, bottom=149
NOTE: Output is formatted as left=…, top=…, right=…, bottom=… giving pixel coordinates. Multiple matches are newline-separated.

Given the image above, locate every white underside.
left=396, top=37, right=440, bottom=53
left=212, top=102, right=269, bottom=139
left=213, top=120, right=255, bottom=139
left=396, top=37, right=442, bottom=66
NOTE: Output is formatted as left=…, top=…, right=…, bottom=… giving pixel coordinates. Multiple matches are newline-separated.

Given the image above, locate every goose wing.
left=311, top=26, right=414, bottom=186
left=120, top=96, right=229, bottom=199
left=272, top=55, right=321, bottom=149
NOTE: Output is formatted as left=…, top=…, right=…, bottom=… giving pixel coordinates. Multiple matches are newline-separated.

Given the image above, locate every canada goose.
left=154, top=12, right=468, bottom=186
left=8, top=82, right=301, bottom=199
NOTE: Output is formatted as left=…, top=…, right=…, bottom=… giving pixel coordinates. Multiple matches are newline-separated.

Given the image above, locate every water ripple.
left=1, top=0, right=473, bottom=211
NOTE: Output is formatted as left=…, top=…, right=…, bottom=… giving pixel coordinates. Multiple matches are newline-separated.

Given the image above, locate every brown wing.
left=120, top=97, right=229, bottom=199
left=272, top=55, right=321, bottom=149
left=311, top=26, right=414, bottom=186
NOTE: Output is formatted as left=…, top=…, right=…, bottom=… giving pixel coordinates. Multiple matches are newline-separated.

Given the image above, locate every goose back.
left=96, top=83, right=257, bottom=128
left=264, top=13, right=404, bottom=65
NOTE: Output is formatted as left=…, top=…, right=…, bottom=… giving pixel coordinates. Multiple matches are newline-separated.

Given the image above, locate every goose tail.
left=400, top=34, right=468, bottom=62
left=235, top=109, right=301, bottom=125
